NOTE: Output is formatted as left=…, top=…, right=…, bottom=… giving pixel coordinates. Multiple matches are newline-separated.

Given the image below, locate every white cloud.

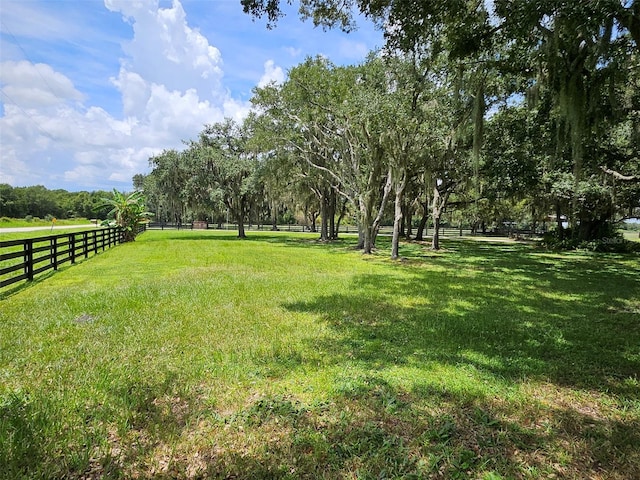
left=1, top=0, right=382, bottom=191
left=284, top=46, right=302, bottom=57
left=0, top=61, right=84, bottom=108
left=105, top=0, right=224, bottom=96
left=1, top=0, right=253, bottom=190
left=258, top=60, right=285, bottom=88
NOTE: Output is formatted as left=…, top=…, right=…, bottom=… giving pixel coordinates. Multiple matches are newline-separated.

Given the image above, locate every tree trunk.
left=328, top=190, right=336, bottom=240
left=271, top=200, right=278, bottom=230
left=334, top=197, right=347, bottom=239
left=391, top=190, right=403, bottom=259
left=391, top=169, right=407, bottom=260
left=415, top=189, right=430, bottom=241
left=432, top=215, right=441, bottom=250
left=371, top=167, right=393, bottom=248
left=319, top=193, right=329, bottom=241
left=309, top=211, right=318, bottom=232
left=415, top=210, right=428, bottom=241
left=404, top=201, right=413, bottom=239
left=431, top=185, right=449, bottom=250
left=361, top=224, right=373, bottom=254
left=555, top=201, right=564, bottom=239
left=234, top=197, right=247, bottom=239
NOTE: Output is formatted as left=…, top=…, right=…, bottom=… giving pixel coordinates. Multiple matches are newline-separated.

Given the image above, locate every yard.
left=1, top=230, right=639, bottom=479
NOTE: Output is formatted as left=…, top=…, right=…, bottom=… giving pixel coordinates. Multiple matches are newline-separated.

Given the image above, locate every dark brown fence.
left=1, top=227, right=126, bottom=290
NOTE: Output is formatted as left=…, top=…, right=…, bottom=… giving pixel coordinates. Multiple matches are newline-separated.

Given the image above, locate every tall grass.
left=1, top=230, right=639, bottom=479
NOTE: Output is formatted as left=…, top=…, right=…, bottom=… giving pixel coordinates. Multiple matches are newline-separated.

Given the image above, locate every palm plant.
left=101, top=190, right=153, bottom=242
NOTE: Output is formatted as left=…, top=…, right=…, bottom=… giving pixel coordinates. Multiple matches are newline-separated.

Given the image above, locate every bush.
left=541, top=230, right=640, bottom=253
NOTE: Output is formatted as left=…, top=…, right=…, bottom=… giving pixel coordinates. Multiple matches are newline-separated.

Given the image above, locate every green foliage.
left=241, top=0, right=640, bottom=246
left=0, top=184, right=112, bottom=220
left=100, top=189, right=152, bottom=242
left=541, top=227, right=640, bottom=253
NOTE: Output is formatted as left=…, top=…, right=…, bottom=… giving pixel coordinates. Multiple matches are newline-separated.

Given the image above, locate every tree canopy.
left=135, top=1, right=640, bottom=255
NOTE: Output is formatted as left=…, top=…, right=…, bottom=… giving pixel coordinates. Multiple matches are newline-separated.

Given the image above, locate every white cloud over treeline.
left=0, top=0, right=283, bottom=189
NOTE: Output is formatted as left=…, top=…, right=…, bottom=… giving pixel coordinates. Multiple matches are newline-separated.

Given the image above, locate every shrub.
left=541, top=230, right=640, bottom=253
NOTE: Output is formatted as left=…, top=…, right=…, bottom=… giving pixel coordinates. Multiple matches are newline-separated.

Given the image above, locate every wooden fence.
left=0, top=227, right=128, bottom=291
left=146, top=222, right=477, bottom=236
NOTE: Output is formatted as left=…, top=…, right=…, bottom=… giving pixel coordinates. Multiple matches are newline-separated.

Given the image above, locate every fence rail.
left=146, top=222, right=487, bottom=236
left=0, top=227, right=124, bottom=290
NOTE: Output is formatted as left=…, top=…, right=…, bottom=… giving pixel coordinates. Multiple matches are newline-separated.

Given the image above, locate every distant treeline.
left=0, top=184, right=114, bottom=220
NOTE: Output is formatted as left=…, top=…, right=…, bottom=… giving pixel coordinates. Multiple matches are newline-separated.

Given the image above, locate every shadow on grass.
left=0, top=370, right=201, bottom=479
left=161, top=237, right=638, bottom=478
left=258, top=239, right=639, bottom=478
left=141, top=229, right=357, bottom=247
left=193, top=380, right=640, bottom=479
left=3, top=235, right=638, bottom=478
left=285, top=240, right=640, bottom=396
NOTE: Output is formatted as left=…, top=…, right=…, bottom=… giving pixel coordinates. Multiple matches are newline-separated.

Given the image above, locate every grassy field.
left=1, top=230, right=639, bottom=479
left=0, top=227, right=114, bottom=290
left=0, top=218, right=93, bottom=229
left=623, top=230, right=640, bottom=242
left=0, top=227, right=103, bottom=242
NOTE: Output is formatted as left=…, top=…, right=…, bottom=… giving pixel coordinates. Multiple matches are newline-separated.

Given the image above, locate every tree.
left=148, top=149, right=189, bottom=225
left=101, top=189, right=152, bottom=242
left=252, top=57, right=383, bottom=248
left=243, top=0, right=640, bottom=244
left=195, top=118, right=261, bottom=239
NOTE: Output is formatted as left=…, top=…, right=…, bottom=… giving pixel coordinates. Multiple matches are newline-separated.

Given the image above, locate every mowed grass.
left=0, top=227, right=115, bottom=292
left=0, top=218, right=93, bottom=229
left=1, top=230, right=639, bottom=479
left=623, top=230, right=640, bottom=242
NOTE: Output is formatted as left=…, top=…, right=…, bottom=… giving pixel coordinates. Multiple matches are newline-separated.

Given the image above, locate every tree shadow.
left=284, top=240, right=640, bottom=396
left=0, top=370, right=202, bottom=479
left=192, top=378, right=639, bottom=479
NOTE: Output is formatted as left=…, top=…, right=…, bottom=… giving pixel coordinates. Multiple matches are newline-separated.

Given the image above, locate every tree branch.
left=600, top=166, right=638, bottom=181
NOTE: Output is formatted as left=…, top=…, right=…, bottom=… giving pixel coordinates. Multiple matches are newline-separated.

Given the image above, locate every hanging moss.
left=472, top=79, right=485, bottom=166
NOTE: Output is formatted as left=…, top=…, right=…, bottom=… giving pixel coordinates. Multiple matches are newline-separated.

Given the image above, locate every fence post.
left=71, top=233, right=76, bottom=264
left=83, top=232, right=89, bottom=259
left=51, top=236, right=58, bottom=271
left=24, top=239, right=34, bottom=281
left=93, top=230, right=97, bottom=254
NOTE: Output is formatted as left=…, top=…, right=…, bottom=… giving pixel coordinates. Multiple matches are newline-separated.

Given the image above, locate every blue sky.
left=0, top=0, right=382, bottom=192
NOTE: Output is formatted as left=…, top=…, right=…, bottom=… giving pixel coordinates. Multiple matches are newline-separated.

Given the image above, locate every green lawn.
left=0, top=227, right=114, bottom=290
left=623, top=230, right=640, bottom=242
left=1, top=230, right=639, bottom=479
left=0, top=218, right=93, bottom=229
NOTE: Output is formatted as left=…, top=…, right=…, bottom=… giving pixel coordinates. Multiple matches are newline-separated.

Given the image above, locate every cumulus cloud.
left=105, top=0, right=224, bottom=96
left=0, top=60, right=84, bottom=108
left=1, top=0, right=254, bottom=190
left=103, top=0, right=252, bottom=135
left=258, top=60, right=285, bottom=88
